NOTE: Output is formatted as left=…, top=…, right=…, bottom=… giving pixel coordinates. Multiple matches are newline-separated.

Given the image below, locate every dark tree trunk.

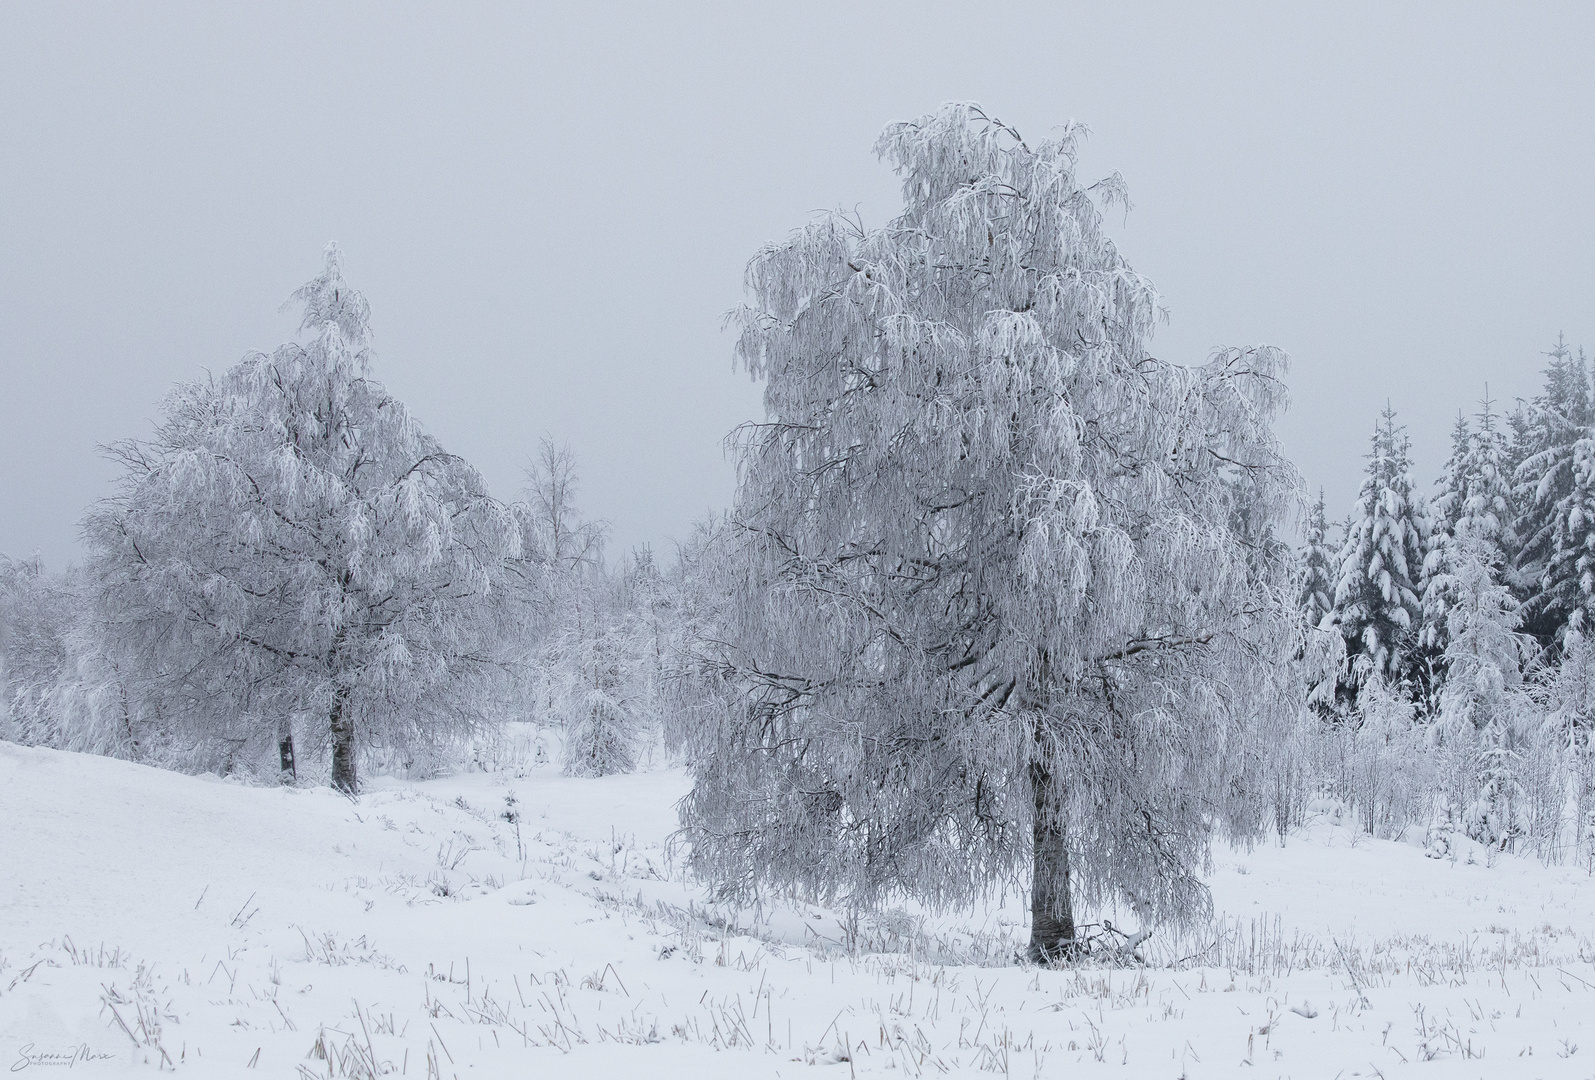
left=1027, top=756, right=1076, bottom=963
left=277, top=716, right=297, bottom=783
left=330, top=688, right=356, bottom=794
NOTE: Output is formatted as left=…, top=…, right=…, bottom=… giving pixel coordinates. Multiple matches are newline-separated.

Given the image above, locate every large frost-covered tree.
left=682, top=104, right=1303, bottom=962
left=1332, top=406, right=1430, bottom=690
left=82, top=247, right=525, bottom=790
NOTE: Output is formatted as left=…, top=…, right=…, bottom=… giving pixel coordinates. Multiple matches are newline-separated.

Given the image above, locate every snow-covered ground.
left=3, top=740, right=1594, bottom=1079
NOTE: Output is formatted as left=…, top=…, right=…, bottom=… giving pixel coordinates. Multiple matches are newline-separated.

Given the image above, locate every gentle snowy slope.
left=3, top=741, right=1594, bottom=1078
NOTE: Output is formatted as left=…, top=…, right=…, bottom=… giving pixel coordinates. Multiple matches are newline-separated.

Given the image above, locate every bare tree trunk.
left=1027, top=757, right=1076, bottom=963
left=330, top=687, right=356, bottom=794
left=277, top=714, right=297, bottom=783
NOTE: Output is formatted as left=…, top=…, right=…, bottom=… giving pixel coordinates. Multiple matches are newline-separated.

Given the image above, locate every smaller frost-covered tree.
left=82, top=247, right=526, bottom=789
left=0, top=558, right=145, bottom=758
left=1434, top=538, right=1528, bottom=735
left=1332, top=405, right=1431, bottom=692
left=1468, top=723, right=1532, bottom=852
left=1343, top=674, right=1430, bottom=838
left=523, top=439, right=607, bottom=578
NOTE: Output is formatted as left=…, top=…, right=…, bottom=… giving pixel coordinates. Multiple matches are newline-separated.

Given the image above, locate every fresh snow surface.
left=2, top=741, right=1594, bottom=1078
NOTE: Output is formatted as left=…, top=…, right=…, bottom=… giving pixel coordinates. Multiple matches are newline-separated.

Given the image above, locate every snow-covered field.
left=3, top=741, right=1594, bottom=1079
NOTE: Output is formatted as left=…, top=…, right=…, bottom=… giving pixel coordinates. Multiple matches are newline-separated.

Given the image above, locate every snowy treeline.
left=1303, top=344, right=1595, bottom=864
left=6, top=103, right=1595, bottom=966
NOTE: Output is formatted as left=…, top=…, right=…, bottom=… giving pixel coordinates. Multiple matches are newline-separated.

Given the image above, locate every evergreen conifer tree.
left=1332, top=405, right=1431, bottom=691
left=1512, top=337, right=1592, bottom=645
left=1460, top=392, right=1515, bottom=558
left=1541, top=433, right=1595, bottom=641
left=1420, top=414, right=1471, bottom=652
left=1298, top=490, right=1336, bottom=631
left=1424, top=393, right=1517, bottom=656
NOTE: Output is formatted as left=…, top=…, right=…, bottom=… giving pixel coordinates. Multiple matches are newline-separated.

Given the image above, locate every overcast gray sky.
left=3, top=2, right=1593, bottom=565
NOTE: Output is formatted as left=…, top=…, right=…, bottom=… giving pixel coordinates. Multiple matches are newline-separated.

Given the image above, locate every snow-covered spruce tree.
left=681, top=104, right=1304, bottom=962
left=1459, top=392, right=1515, bottom=560
left=1512, top=337, right=1592, bottom=646
left=1419, top=414, right=1471, bottom=654
left=1434, top=538, right=1529, bottom=738
left=1538, top=432, right=1595, bottom=644
left=1331, top=406, right=1431, bottom=694
left=1432, top=413, right=1472, bottom=540
left=1423, top=395, right=1517, bottom=659
left=1298, top=490, right=1336, bottom=632
left=81, top=247, right=525, bottom=790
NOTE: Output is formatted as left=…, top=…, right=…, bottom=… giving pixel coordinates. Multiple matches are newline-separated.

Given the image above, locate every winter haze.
left=3, top=3, right=1593, bottom=563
